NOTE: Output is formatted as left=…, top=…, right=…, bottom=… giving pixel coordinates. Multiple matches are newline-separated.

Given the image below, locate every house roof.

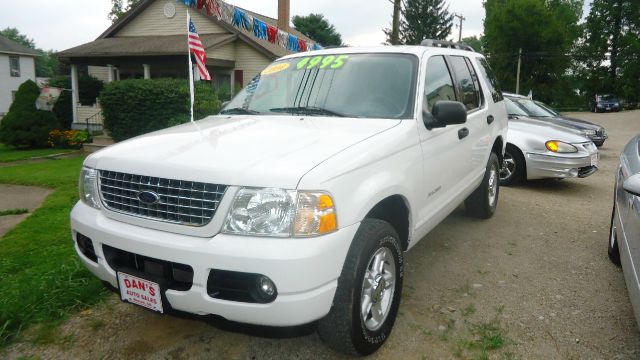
left=0, top=34, right=40, bottom=57
left=57, top=34, right=237, bottom=58
left=61, top=0, right=314, bottom=61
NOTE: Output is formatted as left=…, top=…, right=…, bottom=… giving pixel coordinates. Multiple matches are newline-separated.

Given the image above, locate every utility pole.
left=516, top=48, right=522, bottom=94
left=390, top=0, right=402, bottom=45
left=453, top=13, right=465, bottom=42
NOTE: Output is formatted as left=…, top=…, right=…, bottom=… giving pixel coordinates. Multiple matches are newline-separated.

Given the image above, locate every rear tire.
left=317, top=219, right=404, bottom=355
left=465, top=152, right=500, bottom=219
left=500, top=144, right=526, bottom=186
left=609, top=202, right=622, bottom=266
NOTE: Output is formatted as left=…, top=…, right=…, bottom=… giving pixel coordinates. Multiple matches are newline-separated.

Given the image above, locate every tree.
left=386, top=0, right=454, bottom=45
left=0, top=27, right=60, bottom=77
left=483, top=0, right=582, bottom=103
left=462, top=36, right=483, bottom=53
left=292, top=14, right=342, bottom=47
left=109, top=0, right=143, bottom=23
left=578, top=0, right=640, bottom=105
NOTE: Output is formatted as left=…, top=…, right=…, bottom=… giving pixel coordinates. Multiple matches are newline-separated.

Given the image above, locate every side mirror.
left=423, top=100, right=467, bottom=129
left=623, top=174, right=640, bottom=197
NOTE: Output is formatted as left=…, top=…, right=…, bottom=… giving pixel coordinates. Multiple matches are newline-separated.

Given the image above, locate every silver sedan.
left=500, top=98, right=599, bottom=185
left=609, top=135, right=640, bottom=327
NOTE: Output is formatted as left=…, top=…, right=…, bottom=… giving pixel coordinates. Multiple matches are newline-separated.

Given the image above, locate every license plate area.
left=117, top=272, right=164, bottom=313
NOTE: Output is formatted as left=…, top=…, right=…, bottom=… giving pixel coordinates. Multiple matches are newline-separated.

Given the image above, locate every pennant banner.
left=176, top=0, right=323, bottom=53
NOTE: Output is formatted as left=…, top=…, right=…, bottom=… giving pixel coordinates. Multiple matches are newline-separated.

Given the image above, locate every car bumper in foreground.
left=71, top=201, right=356, bottom=327
left=525, top=151, right=599, bottom=180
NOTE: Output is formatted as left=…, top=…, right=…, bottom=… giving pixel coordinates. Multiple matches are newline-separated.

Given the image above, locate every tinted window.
left=477, top=58, right=503, bottom=103
left=449, top=56, right=480, bottom=111
left=424, top=56, right=456, bottom=113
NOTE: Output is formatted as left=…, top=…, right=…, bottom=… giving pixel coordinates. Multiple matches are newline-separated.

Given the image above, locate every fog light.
left=569, top=168, right=579, bottom=177
left=256, top=276, right=276, bottom=300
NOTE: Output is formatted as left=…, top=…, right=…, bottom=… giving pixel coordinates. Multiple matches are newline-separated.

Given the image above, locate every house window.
left=9, top=56, right=20, bottom=77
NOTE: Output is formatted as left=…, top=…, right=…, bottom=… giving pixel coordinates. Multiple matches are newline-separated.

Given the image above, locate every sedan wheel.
left=609, top=202, right=622, bottom=266
left=500, top=145, right=525, bottom=186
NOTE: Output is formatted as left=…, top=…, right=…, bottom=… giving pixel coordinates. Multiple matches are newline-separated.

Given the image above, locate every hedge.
left=0, top=80, right=58, bottom=148
left=48, top=75, right=104, bottom=129
left=99, top=79, right=221, bottom=142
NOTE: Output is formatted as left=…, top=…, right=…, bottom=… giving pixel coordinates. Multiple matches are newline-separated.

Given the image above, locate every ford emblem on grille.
left=137, top=190, right=160, bottom=205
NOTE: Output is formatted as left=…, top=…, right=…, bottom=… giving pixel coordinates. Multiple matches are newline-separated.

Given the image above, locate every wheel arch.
left=491, top=136, right=504, bottom=164
left=364, top=195, right=411, bottom=251
left=506, top=142, right=527, bottom=178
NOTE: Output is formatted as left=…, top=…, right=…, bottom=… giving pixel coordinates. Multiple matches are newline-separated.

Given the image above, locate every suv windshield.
left=221, top=53, right=418, bottom=119
left=508, top=97, right=555, bottom=118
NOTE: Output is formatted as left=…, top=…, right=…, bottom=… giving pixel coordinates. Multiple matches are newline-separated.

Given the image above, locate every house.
left=0, top=35, right=39, bottom=119
left=57, top=0, right=314, bottom=130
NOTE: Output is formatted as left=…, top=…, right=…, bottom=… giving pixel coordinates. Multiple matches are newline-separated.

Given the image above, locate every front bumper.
left=71, top=201, right=357, bottom=326
left=525, top=150, right=599, bottom=180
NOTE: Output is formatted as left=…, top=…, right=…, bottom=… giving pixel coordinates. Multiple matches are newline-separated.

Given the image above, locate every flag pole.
left=187, top=10, right=195, bottom=123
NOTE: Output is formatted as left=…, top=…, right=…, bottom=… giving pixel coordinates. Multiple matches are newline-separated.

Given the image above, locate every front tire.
left=317, top=219, right=404, bottom=355
left=465, top=152, right=500, bottom=219
left=609, top=202, right=622, bottom=266
left=500, top=144, right=526, bottom=186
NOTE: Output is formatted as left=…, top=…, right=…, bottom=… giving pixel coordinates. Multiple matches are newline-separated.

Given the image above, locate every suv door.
left=414, top=54, right=469, bottom=231
left=445, top=55, right=491, bottom=190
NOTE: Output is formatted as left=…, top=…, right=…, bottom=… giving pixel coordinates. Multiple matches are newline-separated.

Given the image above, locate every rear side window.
left=449, top=56, right=481, bottom=111
left=424, top=56, right=456, bottom=113
left=477, top=58, right=503, bottom=103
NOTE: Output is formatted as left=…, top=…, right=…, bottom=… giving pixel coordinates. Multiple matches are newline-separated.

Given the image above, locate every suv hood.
left=86, top=115, right=400, bottom=189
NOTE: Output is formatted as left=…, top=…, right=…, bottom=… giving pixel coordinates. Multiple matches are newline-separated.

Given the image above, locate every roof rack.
left=420, top=39, right=474, bottom=52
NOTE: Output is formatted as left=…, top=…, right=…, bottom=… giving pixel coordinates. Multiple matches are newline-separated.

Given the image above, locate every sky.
left=0, top=0, right=587, bottom=51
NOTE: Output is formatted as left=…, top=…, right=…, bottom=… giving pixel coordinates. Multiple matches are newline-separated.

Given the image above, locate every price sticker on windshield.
left=296, top=55, right=349, bottom=70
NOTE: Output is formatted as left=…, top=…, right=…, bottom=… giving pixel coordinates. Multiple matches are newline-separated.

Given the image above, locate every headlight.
left=583, top=130, right=596, bottom=136
left=79, top=167, right=101, bottom=209
left=222, top=188, right=337, bottom=237
left=545, top=140, right=578, bottom=153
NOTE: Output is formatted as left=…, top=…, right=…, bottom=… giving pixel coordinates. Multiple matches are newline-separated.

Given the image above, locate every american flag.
left=188, top=17, right=211, bottom=81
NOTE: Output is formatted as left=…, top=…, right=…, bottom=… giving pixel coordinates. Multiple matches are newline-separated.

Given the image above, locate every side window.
left=9, top=56, right=20, bottom=77
left=449, top=56, right=480, bottom=111
left=464, top=57, right=484, bottom=107
left=477, top=58, right=503, bottom=103
left=424, top=56, right=456, bottom=113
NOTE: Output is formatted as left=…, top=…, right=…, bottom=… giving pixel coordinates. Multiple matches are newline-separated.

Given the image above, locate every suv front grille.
left=98, top=170, right=227, bottom=226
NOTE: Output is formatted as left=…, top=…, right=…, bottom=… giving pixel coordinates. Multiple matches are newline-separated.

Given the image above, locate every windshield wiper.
left=220, top=107, right=260, bottom=115
left=268, top=106, right=347, bottom=117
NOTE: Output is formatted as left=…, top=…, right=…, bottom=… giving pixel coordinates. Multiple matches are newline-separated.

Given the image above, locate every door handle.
left=458, top=127, right=469, bottom=140
left=487, top=115, right=495, bottom=124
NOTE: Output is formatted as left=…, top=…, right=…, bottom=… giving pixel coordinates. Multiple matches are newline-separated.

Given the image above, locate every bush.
left=48, top=75, right=104, bottom=129
left=48, top=129, right=90, bottom=148
left=99, top=79, right=221, bottom=142
left=0, top=80, right=58, bottom=148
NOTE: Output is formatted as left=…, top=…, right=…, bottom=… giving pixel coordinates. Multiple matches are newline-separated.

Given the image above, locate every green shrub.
left=99, top=79, right=221, bottom=142
left=47, top=75, right=104, bottom=129
left=0, top=80, right=58, bottom=148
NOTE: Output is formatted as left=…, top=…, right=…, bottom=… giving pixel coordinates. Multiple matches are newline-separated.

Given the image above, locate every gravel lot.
left=5, top=110, right=640, bottom=359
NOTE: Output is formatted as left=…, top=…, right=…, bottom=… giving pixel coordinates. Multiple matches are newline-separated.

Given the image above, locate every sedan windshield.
left=221, top=53, right=418, bottom=119
left=504, top=98, right=528, bottom=117
left=509, top=98, right=555, bottom=118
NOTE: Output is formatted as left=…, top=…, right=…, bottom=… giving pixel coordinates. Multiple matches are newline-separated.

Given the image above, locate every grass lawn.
left=0, top=156, right=107, bottom=347
left=0, top=143, right=74, bottom=163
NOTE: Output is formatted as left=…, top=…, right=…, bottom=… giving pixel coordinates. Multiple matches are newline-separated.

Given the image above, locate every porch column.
left=143, top=64, right=151, bottom=79
left=71, top=64, right=79, bottom=124
left=107, top=64, right=114, bottom=83
left=229, top=70, right=235, bottom=96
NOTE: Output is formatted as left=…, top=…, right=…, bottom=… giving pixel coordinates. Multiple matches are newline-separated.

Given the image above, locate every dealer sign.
left=117, top=272, right=164, bottom=313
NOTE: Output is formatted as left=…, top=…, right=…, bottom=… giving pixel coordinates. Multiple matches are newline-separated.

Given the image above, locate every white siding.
left=76, top=105, right=103, bottom=124
left=209, top=42, right=235, bottom=61
left=88, top=66, right=110, bottom=83
left=234, top=41, right=272, bottom=87
left=116, top=0, right=229, bottom=37
left=0, top=54, right=36, bottom=115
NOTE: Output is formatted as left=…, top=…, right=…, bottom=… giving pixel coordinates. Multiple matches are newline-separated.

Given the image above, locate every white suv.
left=72, top=41, right=507, bottom=355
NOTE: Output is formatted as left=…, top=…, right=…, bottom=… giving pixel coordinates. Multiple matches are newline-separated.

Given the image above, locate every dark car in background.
left=592, top=94, right=621, bottom=113
left=504, top=93, right=608, bottom=147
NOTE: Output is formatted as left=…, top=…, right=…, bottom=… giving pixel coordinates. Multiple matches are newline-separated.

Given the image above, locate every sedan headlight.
left=583, top=130, right=596, bottom=136
left=545, top=140, right=578, bottom=153
left=79, top=167, right=102, bottom=209
left=222, top=188, right=337, bottom=237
